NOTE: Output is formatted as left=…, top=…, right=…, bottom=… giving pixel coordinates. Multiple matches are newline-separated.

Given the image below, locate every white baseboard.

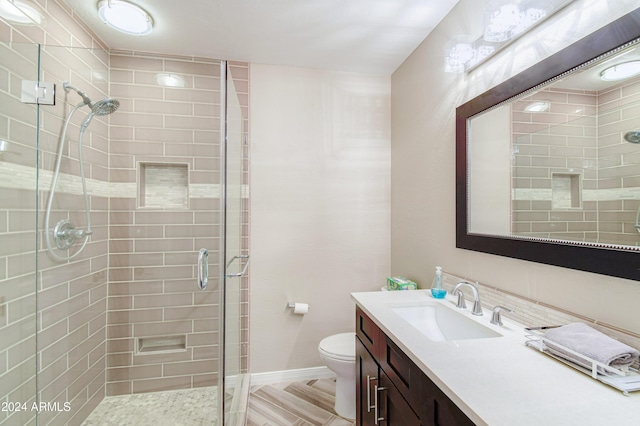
left=250, top=366, right=335, bottom=386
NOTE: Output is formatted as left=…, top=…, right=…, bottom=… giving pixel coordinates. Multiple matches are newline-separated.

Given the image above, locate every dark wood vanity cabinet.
left=355, top=307, right=475, bottom=426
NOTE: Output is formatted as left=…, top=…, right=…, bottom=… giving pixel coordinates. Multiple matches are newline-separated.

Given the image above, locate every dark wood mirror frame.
left=456, top=8, right=640, bottom=281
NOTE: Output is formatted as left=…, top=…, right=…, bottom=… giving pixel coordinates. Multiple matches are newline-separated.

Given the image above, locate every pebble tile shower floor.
left=82, top=387, right=216, bottom=426
left=81, top=378, right=353, bottom=425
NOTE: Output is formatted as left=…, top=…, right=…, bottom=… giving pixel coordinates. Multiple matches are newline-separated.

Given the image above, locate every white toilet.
left=318, top=332, right=356, bottom=419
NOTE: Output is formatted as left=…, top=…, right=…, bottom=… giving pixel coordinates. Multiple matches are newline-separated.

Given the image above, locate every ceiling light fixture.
left=97, top=0, right=153, bottom=36
left=0, top=0, right=44, bottom=25
left=445, top=0, right=574, bottom=73
left=599, top=61, right=640, bottom=81
left=524, top=101, right=550, bottom=112
left=156, top=73, right=186, bottom=88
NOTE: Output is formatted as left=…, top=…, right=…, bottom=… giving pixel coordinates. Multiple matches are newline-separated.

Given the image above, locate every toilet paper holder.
left=287, top=302, right=310, bottom=314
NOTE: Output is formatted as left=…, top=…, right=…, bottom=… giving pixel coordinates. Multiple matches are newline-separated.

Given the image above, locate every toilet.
left=318, top=332, right=356, bottom=419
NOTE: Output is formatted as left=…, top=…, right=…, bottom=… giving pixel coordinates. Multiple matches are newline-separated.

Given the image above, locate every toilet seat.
left=318, top=332, right=355, bottom=362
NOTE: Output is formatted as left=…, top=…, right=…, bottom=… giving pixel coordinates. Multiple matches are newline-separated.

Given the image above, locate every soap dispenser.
left=431, top=266, right=446, bottom=299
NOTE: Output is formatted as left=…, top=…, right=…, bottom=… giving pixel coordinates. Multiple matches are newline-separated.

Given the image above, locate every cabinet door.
left=356, top=337, right=379, bottom=426
left=380, top=333, right=422, bottom=410
left=378, top=370, right=421, bottom=426
left=422, top=373, right=475, bottom=426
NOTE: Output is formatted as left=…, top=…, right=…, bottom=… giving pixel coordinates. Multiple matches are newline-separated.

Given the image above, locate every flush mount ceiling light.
left=97, top=0, right=153, bottom=36
left=445, top=0, right=575, bottom=73
left=156, top=73, right=186, bottom=88
left=524, top=101, right=550, bottom=112
left=599, top=61, right=640, bottom=81
left=0, top=0, right=44, bottom=25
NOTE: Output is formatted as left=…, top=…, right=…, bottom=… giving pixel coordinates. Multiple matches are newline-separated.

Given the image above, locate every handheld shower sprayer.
left=63, top=81, right=120, bottom=120
left=624, top=131, right=640, bottom=144
left=63, top=82, right=93, bottom=107
left=44, top=82, right=120, bottom=261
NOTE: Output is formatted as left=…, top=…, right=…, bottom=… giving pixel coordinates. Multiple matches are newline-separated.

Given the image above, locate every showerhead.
left=63, top=81, right=119, bottom=116
left=91, top=97, right=120, bottom=116
left=79, top=99, right=119, bottom=130
left=624, top=131, right=640, bottom=144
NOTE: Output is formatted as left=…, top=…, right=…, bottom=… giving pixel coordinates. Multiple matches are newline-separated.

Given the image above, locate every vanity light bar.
left=445, top=0, right=575, bottom=73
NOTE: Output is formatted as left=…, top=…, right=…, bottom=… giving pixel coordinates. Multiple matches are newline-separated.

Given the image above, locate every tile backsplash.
left=441, top=270, right=640, bottom=350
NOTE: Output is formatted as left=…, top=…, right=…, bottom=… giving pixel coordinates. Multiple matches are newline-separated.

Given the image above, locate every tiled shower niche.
left=551, top=173, right=582, bottom=209
left=139, top=163, right=189, bottom=209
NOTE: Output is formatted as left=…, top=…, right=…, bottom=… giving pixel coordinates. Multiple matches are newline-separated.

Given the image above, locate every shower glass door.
left=220, top=62, right=250, bottom=426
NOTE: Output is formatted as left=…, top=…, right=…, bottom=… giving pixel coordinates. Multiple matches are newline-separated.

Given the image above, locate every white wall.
left=250, top=64, right=390, bottom=373
left=391, top=0, right=640, bottom=335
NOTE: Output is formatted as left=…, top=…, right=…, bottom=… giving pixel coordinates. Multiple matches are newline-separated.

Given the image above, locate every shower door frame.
left=218, top=60, right=250, bottom=426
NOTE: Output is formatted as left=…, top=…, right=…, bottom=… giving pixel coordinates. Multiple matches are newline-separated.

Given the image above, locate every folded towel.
left=543, top=322, right=639, bottom=374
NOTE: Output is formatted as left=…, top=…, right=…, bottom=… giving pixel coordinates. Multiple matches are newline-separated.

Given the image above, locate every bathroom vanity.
left=356, top=306, right=474, bottom=425
left=352, top=290, right=640, bottom=426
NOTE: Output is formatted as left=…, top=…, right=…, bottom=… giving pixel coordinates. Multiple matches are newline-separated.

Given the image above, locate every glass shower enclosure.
left=0, top=39, right=249, bottom=425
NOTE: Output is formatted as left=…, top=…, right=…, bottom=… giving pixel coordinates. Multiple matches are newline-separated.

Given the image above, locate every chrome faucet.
left=451, top=281, right=483, bottom=316
left=490, top=306, right=514, bottom=326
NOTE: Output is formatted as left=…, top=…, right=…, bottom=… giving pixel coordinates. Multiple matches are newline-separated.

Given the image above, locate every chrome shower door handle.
left=197, top=248, right=209, bottom=290
left=225, top=254, right=250, bottom=278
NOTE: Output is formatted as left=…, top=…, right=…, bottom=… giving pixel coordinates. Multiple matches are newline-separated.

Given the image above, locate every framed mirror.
left=456, top=8, right=640, bottom=281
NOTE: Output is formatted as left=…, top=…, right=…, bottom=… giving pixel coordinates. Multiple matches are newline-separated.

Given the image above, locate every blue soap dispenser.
left=431, top=266, right=446, bottom=299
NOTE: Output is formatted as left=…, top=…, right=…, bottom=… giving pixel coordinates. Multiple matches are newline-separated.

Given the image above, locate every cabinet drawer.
left=356, top=306, right=381, bottom=358
left=380, top=333, right=421, bottom=411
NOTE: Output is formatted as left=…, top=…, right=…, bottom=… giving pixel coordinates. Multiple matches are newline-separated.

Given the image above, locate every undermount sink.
left=391, top=302, right=502, bottom=342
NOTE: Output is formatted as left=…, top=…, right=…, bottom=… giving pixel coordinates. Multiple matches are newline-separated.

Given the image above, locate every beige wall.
left=391, top=0, right=640, bottom=335
left=250, top=64, right=390, bottom=373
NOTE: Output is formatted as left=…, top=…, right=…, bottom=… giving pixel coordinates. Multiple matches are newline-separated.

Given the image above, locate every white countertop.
left=351, top=290, right=640, bottom=426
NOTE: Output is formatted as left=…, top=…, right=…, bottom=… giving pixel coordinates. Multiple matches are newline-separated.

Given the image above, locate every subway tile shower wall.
left=106, top=53, right=250, bottom=396
left=512, top=79, right=640, bottom=246
left=0, top=2, right=250, bottom=423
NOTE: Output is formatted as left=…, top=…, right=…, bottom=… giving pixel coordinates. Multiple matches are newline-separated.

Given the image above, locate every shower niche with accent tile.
left=138, top=163, right=190, bottom=209
left=551, top=173, right=582, bottom=210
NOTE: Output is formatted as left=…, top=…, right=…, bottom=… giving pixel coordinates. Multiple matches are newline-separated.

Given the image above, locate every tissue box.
left=386, top=276, right=417, bottom=291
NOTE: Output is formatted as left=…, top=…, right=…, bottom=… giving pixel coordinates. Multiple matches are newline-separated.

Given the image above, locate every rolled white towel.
left=543, top=322, right=639, bottom=374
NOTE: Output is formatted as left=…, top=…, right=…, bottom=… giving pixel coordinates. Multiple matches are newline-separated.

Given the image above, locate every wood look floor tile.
left=283, top=381, right=336, bottom=413
left=247, top=392, right=303, bottom=425
left=247, top=379, right=355, bottom=426
left=252, top=385, right=331, bottom=425
left=308, top=379, right=336, bottom=396
left=321, top=416, right=354, bottom=426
